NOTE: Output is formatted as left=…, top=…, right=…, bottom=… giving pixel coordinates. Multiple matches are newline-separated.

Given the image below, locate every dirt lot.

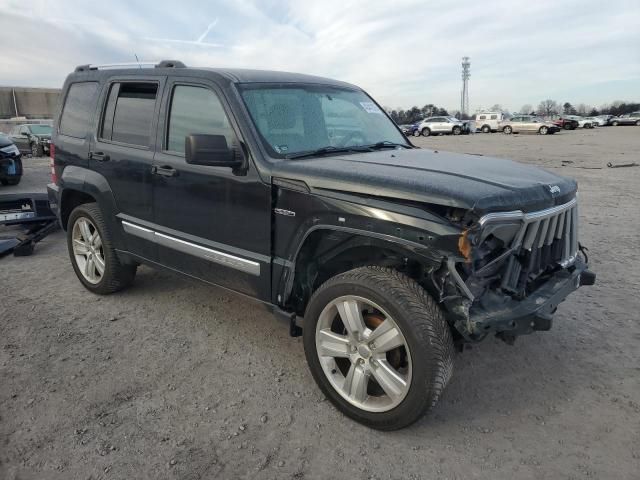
left=1, top=127, right=639, bottom=480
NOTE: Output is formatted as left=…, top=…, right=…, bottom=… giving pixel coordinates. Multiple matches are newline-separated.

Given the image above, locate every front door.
left=151, top=79, right=272, bottom=300
left=90, top=77, right=165, bottom=260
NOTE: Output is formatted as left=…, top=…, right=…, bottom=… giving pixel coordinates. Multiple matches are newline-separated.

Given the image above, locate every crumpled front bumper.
left=468, top=257, right=595, bottom=338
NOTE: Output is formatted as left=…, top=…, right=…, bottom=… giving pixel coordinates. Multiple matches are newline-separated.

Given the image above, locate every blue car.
left=0, top=133, right=23, bottom=186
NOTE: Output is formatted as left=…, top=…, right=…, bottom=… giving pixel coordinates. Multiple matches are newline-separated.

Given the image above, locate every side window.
left=166, top=85, right=234, bottom=154
left=59, top=82, right=99, bottom=138
left=19, top=126, right=29, bottom=134
left=100, top=82, right=158, bottom=147
left=490, top=115, right=497, bottom=120
left=478, top=115, right=486, bottom=120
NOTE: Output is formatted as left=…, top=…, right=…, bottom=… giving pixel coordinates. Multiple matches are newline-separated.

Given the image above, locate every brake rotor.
left=364, top=312, right=403, bottom=369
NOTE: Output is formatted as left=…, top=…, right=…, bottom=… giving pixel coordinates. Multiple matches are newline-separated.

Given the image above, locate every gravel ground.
left=1, top=127, right=639, bottom=479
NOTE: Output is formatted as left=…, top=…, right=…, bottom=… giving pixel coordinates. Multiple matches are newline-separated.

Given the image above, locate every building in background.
left=0, top=86, right=60, bottom=133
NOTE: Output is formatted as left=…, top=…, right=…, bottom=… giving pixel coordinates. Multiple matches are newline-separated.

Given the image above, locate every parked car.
left=609, top=113, right=640, bottom=126
left=564, top=115, right=594, bottom=129
left=500, top=116, right=559, bottom=134
left=0, top=133, right=23, bottom=186
left=48, top=60, right=595, bottom=430
left=416, top=116, right=465, bottom=136
left=596, top=115, right=614, bottom=126
left=552, top=117, right=579, bottom=130
left=475, top=112, right=505, bottom=133
left=583, top=117, right=602, bottom=127
left=400, top=122, right=420, bottom=137
left=9, top=123, right=52, bottom=157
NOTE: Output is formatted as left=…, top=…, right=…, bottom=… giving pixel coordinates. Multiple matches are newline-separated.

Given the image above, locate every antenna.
left=134, top=53, right=142, bottom=69
left=461, top=57, right=471, bottom=116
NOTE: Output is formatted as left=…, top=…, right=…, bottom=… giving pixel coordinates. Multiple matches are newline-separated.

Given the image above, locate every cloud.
left=0, top=0, right=638, bottom=111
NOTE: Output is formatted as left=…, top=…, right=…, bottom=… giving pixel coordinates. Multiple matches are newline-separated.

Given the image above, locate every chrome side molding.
left=121, top=220, right=260, bottom=276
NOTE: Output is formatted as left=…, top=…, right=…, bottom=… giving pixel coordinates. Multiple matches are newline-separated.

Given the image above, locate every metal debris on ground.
left=0, top=192, right=59, bottom=257
left=607, top=161, right=639, bottom=168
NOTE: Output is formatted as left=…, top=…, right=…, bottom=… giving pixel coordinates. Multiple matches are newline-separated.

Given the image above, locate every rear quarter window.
left=59, top=82, right=99, bottom=138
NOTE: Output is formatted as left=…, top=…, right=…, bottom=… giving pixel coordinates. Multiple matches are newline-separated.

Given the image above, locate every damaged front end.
left=431, top=197, right=595, bottom=343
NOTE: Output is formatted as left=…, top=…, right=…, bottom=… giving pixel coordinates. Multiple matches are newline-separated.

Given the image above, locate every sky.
left=1, top=0, right=639, bottom=113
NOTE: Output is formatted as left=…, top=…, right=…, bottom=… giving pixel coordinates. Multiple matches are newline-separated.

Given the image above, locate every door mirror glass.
left=185, top=134, right=242, bottom=168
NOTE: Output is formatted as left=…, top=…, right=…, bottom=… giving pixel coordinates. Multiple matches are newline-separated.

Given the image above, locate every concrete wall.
left=0, top=87, right=61, bottom=120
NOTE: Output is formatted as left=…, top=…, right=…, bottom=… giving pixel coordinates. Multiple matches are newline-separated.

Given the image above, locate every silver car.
left=500, top=115, right=558, bottom=135
left=609, top=113, right=640, bottom=126
left=416, top=116, right=464, bottom=136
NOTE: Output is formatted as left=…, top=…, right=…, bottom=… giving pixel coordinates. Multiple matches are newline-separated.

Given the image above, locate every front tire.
left=413, top=130, right=420, bottom=137
left=611, top=121, right=619, bottom=126
left=636, top=120, right=640, bottom=126
left=503, top=125, right=513, bottom=134
left=303, top=266, right=455, bottom=430
left=481, top=125, right=491, bottom=133
left=67, top=203, right=136, bottom=294
left=539, top=126, right=549, bottom=135
left=452, top=126, right=462, bottom=135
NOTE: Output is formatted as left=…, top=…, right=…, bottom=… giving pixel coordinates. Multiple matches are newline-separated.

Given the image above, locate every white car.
left=565, top=115, right=594, bottom=129
left=416, top=116, right=465, bottom=136
left=583, top=117, right=601, bottom=127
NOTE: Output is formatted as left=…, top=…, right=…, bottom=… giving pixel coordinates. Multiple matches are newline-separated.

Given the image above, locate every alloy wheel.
left=315, top=295, right=412, bottom=412
left=72, top=217, right=105, bottom=284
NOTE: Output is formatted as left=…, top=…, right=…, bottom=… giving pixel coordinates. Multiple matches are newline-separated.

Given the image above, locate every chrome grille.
left=479, top=197, right=579, bottom=294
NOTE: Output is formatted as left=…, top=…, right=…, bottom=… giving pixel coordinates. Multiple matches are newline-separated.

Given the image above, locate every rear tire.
left=636, top=120, right=640, bottom=126
left=1, top=177, right=21, bottom=185
left=481, top=125, right=491, bottom=133
left=611, top=121, right=619, bottom=126
left=303, top=266, right=455, bottom=430
left=67, top=202, right=136, bottom=294
left=421, top=128, right=431, bottom=137
left=539, top=126, right=549, bottom=135
left=452, top=126, right=462, bottom=135
left=413, top=130, right=420, bottom=137
left=503, top=125, right=513, bottom=134
left=31, top=142, right=43, bottom=157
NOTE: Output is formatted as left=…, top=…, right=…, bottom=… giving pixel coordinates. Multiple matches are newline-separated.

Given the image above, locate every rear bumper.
left=47, top=183, right=61, bottom=220
left=469, top=258, right=594, bottom=337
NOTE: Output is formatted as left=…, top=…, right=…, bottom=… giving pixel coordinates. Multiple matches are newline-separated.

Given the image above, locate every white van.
left=475, top=112, right=505, bottom=133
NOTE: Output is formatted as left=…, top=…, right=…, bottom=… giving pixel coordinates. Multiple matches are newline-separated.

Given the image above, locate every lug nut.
left=369, top=342, right=376, bottom=349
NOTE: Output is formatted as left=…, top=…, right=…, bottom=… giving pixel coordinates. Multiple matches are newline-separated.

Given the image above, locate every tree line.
left=522, top=100, right=640, bottom=117
left=388, top=105, right=449, bottom=125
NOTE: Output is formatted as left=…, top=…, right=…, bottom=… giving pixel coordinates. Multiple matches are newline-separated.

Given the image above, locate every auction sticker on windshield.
left=360, top=101, right=383, bottom=114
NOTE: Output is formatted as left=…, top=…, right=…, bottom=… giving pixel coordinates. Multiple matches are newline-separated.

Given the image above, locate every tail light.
left=49, top=143, right=58, bottom=184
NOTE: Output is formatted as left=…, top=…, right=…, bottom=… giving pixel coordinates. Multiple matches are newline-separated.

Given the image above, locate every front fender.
left=272, top=185, right=464, bottom=305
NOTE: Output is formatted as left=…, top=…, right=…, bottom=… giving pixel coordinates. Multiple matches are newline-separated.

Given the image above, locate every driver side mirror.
left=185, top=134, right=244, bottom=169
left=22, top=132, right=30, bottom=136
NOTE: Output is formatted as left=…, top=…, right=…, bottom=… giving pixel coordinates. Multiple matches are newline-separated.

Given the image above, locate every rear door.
left=90, top=77, right=165, bottom=259
left=11, top=126, right=30, bottom=154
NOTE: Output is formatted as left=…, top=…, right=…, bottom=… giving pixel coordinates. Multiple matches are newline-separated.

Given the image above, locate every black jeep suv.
left=48, top=60, right=594, bottom=430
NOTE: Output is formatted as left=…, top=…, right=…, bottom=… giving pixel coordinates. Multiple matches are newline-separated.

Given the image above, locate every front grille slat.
left=481, top=197, right=579, bottom=294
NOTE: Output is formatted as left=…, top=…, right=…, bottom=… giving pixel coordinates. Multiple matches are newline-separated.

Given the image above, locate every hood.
left=33, top=134, right=51, bottom=140
left=271, top=149, right=577, bottom=215
left=0, top=135, right=13, bottom=148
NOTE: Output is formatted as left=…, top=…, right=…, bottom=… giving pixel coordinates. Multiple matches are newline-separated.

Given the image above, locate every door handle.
left=89, top=151, right=110, bottom=162
left=151, top=165, right=178, bottom=177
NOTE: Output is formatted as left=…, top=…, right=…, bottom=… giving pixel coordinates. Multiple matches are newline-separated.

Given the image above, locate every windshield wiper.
left=286, top=145, right=372, bottom=160
left=368, top=141, right=413, bottom=150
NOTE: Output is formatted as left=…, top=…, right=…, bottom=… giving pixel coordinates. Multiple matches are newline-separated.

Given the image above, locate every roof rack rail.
left=74, top=60, right=186, bottom=72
